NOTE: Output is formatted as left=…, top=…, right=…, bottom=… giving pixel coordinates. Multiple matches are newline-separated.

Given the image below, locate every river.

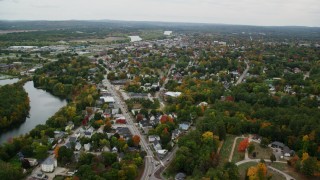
left=0, top=78, right=19, bottom=85
left=0, top=81, right=67, bottom=144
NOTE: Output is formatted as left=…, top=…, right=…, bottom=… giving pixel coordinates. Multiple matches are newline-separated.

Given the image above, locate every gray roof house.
left=175, top=172, right=186, bottom=180
left=41, top=157, right=57, bottom=173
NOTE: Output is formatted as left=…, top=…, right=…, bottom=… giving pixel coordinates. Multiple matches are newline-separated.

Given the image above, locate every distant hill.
left=0, top=20, right=319, bottom=40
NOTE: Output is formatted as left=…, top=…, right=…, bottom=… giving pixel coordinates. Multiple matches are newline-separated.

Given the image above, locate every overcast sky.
left=0, top=0, right=319, bottom=26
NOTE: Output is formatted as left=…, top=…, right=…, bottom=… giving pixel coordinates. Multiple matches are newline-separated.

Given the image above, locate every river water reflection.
left=0, top=81, right=67, bottom=144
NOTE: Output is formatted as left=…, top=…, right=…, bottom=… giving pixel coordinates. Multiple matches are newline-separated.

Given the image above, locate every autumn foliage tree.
left=54, top=145, right=60, bottom=158
left=132, top=135, right=140, bottom=147
left=238, top=138, right=249, bottom=152
left=247, top=163, right=267, bottom=180
left=136, top=113, right=143, bottom=122
left=160, top=114, right=174, bottom=124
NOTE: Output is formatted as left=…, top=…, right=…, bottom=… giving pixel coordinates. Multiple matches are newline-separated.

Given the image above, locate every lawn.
left=238, top=162, right=286, bottom=180
left=53, top=176, right=65, bottom=180
left=218, top=134, right=236, bottom=166
left=232, top=138, right=245, bottom=163
left=269, top=162, right=287, bottom=171
left=249, top=142, right=273, bottom=160
left=238, top=161, right=257, bottom=179
left=270, top=162, right=316, bottom=180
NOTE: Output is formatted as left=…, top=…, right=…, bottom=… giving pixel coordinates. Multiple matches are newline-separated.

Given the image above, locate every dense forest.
left=33, top=55, right=104, bottom=101
left=0, top=82, right=30, bottom=130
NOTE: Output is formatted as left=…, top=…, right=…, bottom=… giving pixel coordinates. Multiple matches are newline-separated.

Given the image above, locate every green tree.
left=270, top=154, right=276, bottom=163
left=57, top=146, right=74, bottom=164
left=33, top=143, right=48, bottom=160
left=0, top=161, right=24, bottom=180
left=301, top=157, right=317, bottom=176
left=223, top=162, right=240, bottom=180
left=101, top=152, right=117, bottom=166
left=248, top=143, right=255, bottom=154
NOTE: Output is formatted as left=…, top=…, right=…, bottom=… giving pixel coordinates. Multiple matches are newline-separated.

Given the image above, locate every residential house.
left=179, top=122, right=190, bottom=131
left=69, top=136, right=77, bottom=144
left=84, top=143, right=91, bottom=151
left=41, top=157, right=57, bottom=173
left=25, top=158, right=38, bottom=167
left=139, top=118, right=152, bottom=128
left=54, top=131, right=65, bottom=140
left=112, top=147, right=118, bottom=153
left=157, top=149, right=168, bottom=158
left=65, top=121, right=74, bottom=131
left=117, top=127, right=132, bottom=140
left=164, top=91, right=182, bottom=98
left=64, top=142, right=72, bottom=149
left=128, top=92, right=149, bottom=99
left=269, top=141, right=294, bottom=157
left=175, top=172, right=187, bottom=180
left=171, top=129, right=181, bottom=140
left=153, top=139, right=162, bottom=151
left=100, top=96, right=115, bottom=105
left=84, top=131, right=93, bottom=138
left=148, top=135, right=161, bottom=143
left=102, top=146, right=110, bottom=152
left=75, top=142, right=82, bottom=151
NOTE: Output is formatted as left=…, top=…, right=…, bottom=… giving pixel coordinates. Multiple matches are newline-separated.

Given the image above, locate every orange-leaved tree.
left=54, top=145, right=60, bottom=158
left=238, top=138, right=249, bottom=152
left=132, top=135, right=140, bottom=146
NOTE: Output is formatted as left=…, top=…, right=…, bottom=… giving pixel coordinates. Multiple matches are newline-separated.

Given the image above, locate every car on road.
left=33, top=172, right=48, bottom=180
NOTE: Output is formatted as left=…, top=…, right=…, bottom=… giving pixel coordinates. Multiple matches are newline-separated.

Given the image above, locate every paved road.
left=235, top=61, right=249, bottom=85
left=156, top=64, right=175, bottom=109
left=236, top=159, right=294, bottom=180
left=103, top=65, right=181, bottom=180
left=229, top=136, right=245, bottom=162
left=152, top=146, right=178, bottom=180
left=231, top=134, right=295, bottom=180
left=102, top=74, right=156, bottom=180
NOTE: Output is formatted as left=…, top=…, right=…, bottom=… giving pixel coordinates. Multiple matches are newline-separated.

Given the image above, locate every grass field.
left=218, top=134, right=236, bottom=166
left=249, top=142, right=273, bottom=160
left=238, top=161, right=257, bottom=179
left=232, top=138, right=245, bottom=163
left=270, top=162, right=316, bottom=180
left=238, top=162, right=286, bottom=180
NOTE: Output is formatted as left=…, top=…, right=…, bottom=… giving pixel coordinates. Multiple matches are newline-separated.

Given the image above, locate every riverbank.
left=0, top=80, right=67, bottom=144
left=0, top=80, right=30, bottom=134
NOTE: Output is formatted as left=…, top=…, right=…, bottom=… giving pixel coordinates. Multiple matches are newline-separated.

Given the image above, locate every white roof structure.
left=164, top=91, right=181, bottom=97
left=100, top=96, right=115, bottom=103
left=164, top=31, right=173, bottom=35
left=157, top=149, right=168, bottom=155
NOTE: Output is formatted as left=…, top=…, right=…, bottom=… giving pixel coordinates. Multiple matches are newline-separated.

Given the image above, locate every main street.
left=102, top=73, right=158, bottom=180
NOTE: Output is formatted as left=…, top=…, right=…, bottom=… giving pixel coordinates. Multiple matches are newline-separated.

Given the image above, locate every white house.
left=148, top=135, right=161, bottom=143
left=25, top=158, right=38, bottom=167
left=179, top=122, right=190, bottom=131
left=164, top=91, right=181, bottom=98
left=75, top=142, right=82, bottom=151
left=112, top=147, right=118, bottom=153
left=100, top=96, right=115, bottom=104
left=41, top=157, right=57, bottom=173
left=65, top=121, right=74, bottom=131
left=84, top=143, right=91, bottom=151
